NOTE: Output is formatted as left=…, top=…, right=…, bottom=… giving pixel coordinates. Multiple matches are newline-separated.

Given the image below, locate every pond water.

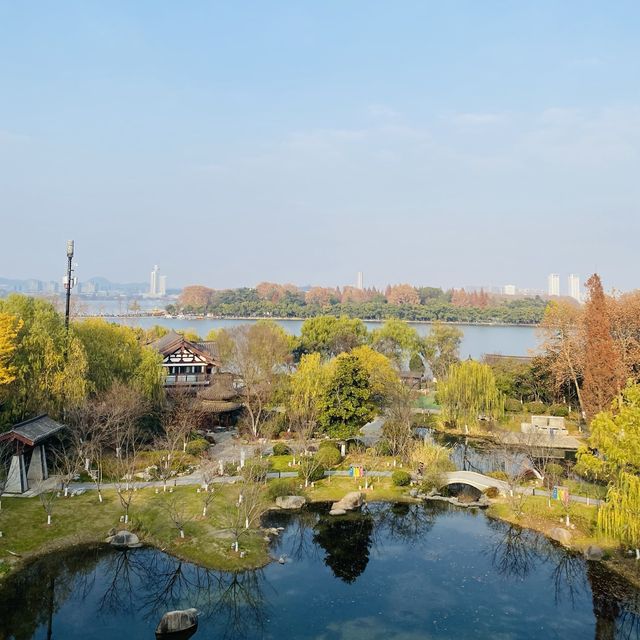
left=1, top=503, right=638, bottom=639
left=100, top=316, right=540, bottom=360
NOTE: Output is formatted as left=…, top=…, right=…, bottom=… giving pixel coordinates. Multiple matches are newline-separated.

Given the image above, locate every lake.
left=1, top=503, right=638, bottom=639
left=99, top=316, right=540, bottom=361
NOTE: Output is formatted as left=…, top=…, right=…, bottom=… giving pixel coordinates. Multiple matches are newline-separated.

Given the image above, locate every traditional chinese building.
left=0, top=414, right=64, bottom=494
left=151, top=331, right=220, bottom=387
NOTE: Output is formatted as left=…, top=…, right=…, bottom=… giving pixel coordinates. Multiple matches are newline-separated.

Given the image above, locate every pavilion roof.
left=150, top=331, right=220, bottom=366
left=0, top=414, right=65, bottom=447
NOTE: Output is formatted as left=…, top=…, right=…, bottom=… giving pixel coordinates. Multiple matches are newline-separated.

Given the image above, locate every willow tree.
left=576, top=383, right=640, bottom=558
left=437, top=361, right=504, bottom=430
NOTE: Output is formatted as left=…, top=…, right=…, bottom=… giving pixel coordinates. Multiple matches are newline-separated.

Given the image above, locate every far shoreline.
left=77, top=313, right=542, bottom=329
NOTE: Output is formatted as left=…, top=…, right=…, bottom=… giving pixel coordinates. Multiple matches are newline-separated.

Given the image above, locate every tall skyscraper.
left=159, top=275, right=167, bottom=297
left=356, top=271, right=364, bottom=290
left=503, top=284, right=516, bottom=296
left=548, top=273, right=560, bottom=297
left=150, top=265, right=160, bottom=296
left=568, top=274, right=580, bottom=302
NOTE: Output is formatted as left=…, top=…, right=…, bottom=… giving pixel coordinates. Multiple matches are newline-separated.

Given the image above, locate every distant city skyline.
left=1, top=3, right=639, bottom=291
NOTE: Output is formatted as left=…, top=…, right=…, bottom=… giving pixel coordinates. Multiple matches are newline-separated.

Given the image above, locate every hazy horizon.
left=1, top=2, right=639, bottom=293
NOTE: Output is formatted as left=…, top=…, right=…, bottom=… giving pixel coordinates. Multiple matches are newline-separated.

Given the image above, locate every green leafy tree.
left=298, top=316, right=368, bottom=358
left=371, top=319, right=421, bottom=368
left=437, top=360, right=504, bottom=429
left=577, top=383, right=640, bottom=557
left=319, top=353, right=375, bottom=439
left=74, top=318, right=164, bottom=402
left=422, top=322, right=463, bottom=380
left=0, top=294, right=88, bottom=422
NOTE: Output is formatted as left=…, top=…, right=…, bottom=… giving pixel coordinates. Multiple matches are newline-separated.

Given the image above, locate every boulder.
left=275, top=495, right=307, bottom=510
left=584, top=545, right=604, bottom=560
left=155, top=608, right=198, bottom=637
left=109, top=530, right=142, bottom=549
left=548, top=527, right=572, bottom=546
left=329, top=491, right=364, bottom=516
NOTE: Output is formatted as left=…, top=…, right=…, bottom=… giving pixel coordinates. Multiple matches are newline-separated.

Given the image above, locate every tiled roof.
left=1, top=414, right=65, bottom=446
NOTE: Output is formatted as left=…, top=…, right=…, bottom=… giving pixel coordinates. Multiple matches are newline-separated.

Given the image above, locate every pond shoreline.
left=2, top=489, right=638, bottom=593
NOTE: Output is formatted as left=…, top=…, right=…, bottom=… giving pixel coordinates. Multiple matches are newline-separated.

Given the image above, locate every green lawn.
left=0, top=484, right=270, bottom=578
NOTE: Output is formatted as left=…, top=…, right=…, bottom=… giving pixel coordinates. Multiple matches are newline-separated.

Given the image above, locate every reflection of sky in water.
left=0, top=503, right=638, bottom=640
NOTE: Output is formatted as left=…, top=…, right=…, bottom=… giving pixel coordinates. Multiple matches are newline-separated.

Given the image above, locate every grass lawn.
left=305, top=476, right=411, bottom=503
left=0, top=484, right=270, bottom=579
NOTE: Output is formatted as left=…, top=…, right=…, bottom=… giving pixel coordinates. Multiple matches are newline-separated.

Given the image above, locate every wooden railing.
left=164, top=373, right=210, bottom=386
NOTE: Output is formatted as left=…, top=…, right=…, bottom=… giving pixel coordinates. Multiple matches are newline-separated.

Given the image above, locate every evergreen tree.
left=319, top=353, right=375, bottom=439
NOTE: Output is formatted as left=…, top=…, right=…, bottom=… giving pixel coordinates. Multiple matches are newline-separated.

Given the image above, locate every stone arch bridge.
left=440, top=470, right=509, bottom=494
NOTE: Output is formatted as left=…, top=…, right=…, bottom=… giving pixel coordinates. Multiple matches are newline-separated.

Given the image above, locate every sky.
left=1, top=2, right=639, bottom=294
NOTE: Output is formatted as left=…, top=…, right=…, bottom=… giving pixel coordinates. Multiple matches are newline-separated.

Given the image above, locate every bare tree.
left=216, top=323, right=292, bottom=439
left=221, top=481, right=266, bottom=551
left=112, top=422, right=142, bottom=525
left=200, top=487, right=216, bottom=518
left=36, top=481, right=57, bottom=525
left=53, top=441, right=83, bottom=498
left=382, top=383, right=416, bottom=462
left=161, top=494, right=195, bottom=538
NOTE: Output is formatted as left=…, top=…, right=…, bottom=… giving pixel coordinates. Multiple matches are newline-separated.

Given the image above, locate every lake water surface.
left=103, top=316, right=539, bottom=361
left=1, top=503, right=638, bottom=639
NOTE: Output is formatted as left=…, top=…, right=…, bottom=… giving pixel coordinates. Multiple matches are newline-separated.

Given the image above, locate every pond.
left=1, top=503, right=638, bottom=639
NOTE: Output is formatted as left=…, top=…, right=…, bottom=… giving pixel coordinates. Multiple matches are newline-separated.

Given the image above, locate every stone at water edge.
left=584, top=545, right=604, bottom=560
left=548, top=527, right=572, bottom=546
left=109, top=531, right=142, bottom=549
left=329, top=491, right=364, bottom=515
left=156, top=608, right=198, bottom=636
left=275, top=495, right=307, bottom=510
left=329, top=508, right=347, bottom=516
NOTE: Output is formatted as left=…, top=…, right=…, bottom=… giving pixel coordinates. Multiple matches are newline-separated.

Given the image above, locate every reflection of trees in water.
left=371, top=502, right=441, bottom=546
left=0, top=545, right=270, bottom=640
left=313, top=510, right=374, bottom=583
left=0, top=544, right=104, bottom=640
left=98, top=548, right=270, bottom=638
left=588, top=562, right=640, bottom=640
left=485, top=518, right=543, bottom=580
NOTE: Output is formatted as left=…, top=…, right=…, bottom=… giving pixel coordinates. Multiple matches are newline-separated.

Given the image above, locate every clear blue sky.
left=1, top=1, right=639, bottom=293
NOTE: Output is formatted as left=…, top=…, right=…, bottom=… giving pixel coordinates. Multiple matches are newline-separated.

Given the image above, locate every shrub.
left=316, top=446, right=341, bottom=467
left=484, top=486, right=499, bottom=499
left=241, top=458, right=270, bottom=482
left=525, top=401, right=547, bottom=414
left=267, top=478, right=304, bottom=500
left=223, top=461, right=239, bottom=476
left=272, top=443, right=291, bottom=456
left=319, top=440, right=340, bottom=451
left=375, top=439, right=392, bottom=456
left=549, top=403, right=570, bottom=417
left=419, top=469, right=444, bottom=493
left=185, top=438, right=209, bottom=456
left=392, top=470, right=411, bottom=486
left=505, top=398, right=522, bottom=413
left=487, top=470, right=508, bottom=481
left=347, top=439, right=365, bottom=453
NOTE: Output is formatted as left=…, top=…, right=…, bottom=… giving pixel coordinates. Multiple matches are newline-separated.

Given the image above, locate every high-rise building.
left=356, top=271, right=364, bottom=290
left=150, top=265, right=160, bottom=296
left=547, top=273, right=560, bottom=297
left=503, top=284, right=516, bottom=296
left=159, top=275, right=167, bottom=297
left=568, top=274, right=580, bottom=302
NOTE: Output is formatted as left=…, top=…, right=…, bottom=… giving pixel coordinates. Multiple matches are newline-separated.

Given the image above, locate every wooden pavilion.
left=0, top=415, right=65, bottom=494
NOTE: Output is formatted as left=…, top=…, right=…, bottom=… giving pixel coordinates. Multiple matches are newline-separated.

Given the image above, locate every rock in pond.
left=548, top=527, right=572, bottom=546
left=156, top=608, right=198, bottom=639
left=584, top=545, right=604, bottom=560
left=330, top=491, right=364, bottom=516
left=109, top=530, right=142, bottom=549
left=275, top=495, right=307, bottom=510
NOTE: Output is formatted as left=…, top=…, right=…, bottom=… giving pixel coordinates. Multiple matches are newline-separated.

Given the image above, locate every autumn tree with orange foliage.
left=179, top=285, right=214, bottom=310
left=582, top=274, right=623, bottom=421
left=305, top=287, right=340, bottom=306
left=385, top=284, right=420, bottom=306
left=256, top=282, right=299, bottom=303
left=451, top=289, right=490, bottom=308
left=608, top=290, right=640, bottom=381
